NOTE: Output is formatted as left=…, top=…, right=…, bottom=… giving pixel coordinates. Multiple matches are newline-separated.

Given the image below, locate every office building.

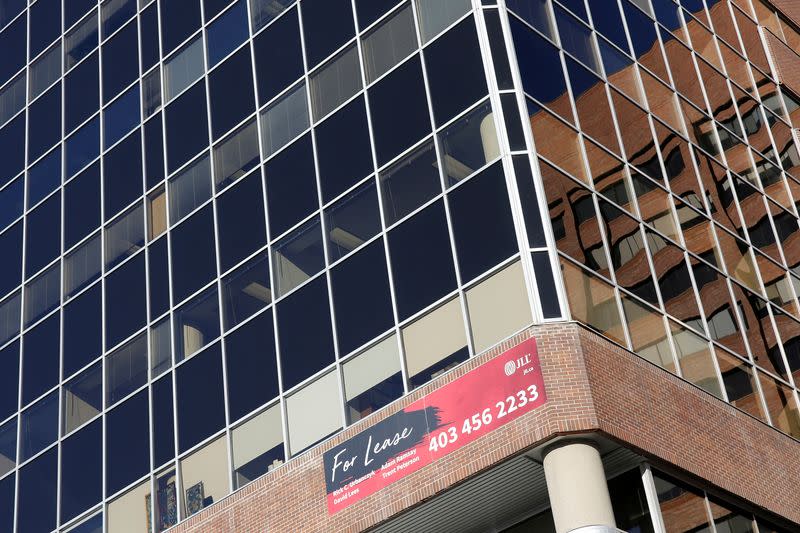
left=0, top=0, right=799, bottom=531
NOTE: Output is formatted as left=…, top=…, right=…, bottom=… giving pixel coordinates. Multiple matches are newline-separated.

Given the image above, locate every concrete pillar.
left=542, top=441, right=617, bottom=533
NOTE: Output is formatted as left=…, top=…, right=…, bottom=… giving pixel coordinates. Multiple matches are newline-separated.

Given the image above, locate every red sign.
left=323, top=337, right=547, bottom=514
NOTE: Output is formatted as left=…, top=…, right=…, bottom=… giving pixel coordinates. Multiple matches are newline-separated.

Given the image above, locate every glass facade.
left=0, top=0, right=799, bottom=531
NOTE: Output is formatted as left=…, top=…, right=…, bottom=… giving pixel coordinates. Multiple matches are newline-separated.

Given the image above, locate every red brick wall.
left=167, top=324, right=800, bottom=532
left=764, top=31, right=800, bottom=94
left=770, top=0, right=800, bottom=28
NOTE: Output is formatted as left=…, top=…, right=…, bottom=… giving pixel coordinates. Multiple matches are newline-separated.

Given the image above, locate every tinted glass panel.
left=207, top=0, right=248, bottom=67
left=63, top=284, right=103, bottom=377
left=28, top=83, right=62, bottom=163
left=161, top=0, right=202, bottom=55
left=29, top=0, right=61, bottom=59
left=25, top=193, right=60, bottom=278
left=0, top=116, right=25, bottom=186
left=101, top=21, right=138, bottom=104
left=264, top=134, right=318, bottom=237
left=0, top=341, right=19, bottom=421
left=65, top=53, right=99, bottom=134
left=166, top=82, right=209, bottom=173
left=60, top=420, right=102, bottom=522
left=22, top=314, right=60, bottom=406
left=209, top=47, right=256, bottom=140
left=226, top=312, right=279, bottom=421
left=104, top=253, right=147, bottom=349
left=171, top=206, right=217, bottom=303
left=105, top=390, right=149, bottom=495
left=0, top=222, right=23, bottom=298
left=17, top=448, right=57, bottom=533
left=216, top=172, right=267, bottom=272
left=176, top=343, right=225, bottom=451
left=103, top=131, right=143, bottom=221
left=301, top=0, right=356, bottom=68
left=253, top=8, right=303, bottom=105
left=152, top=375, right=175, bottom=467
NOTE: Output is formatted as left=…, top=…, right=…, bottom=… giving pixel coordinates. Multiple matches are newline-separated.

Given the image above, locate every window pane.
left=560, top=258, right=625, bottom=345
left=330, top=239, right=393, bottom=355
left=621, top=296, right=674, bottom=371
left=232, top=405, right=284, bottom=488
left=104, top=83, right=140, bottom=148
left=277, top=276, right=335, bottom=390
left=221, top=253, right=272, bottom=331
left=253, top=7, right=302, bottom=104
left=22, top=314, right=59, bottom=406
left=343, top=336, right=403, bottom=424
left=24, top=263, right=60, bottom=327
left=670, top=321, right=723, bottom=398
left=0, top=72, right=25, bottom=126
left=206, top=0, right=248, bottom=67
left=27, top=147, right=61, bottom=209
left=310, top=44, right=362, bottom=121
left=105, top=391, right=150, bottom=495
left=213, top=119, right=259, bottom=190
left=0, top=177, right=24, bottom=232
left=104, top=253, right=147, bottom=349
left=363, top=4, right=417, bottom=83
left=17, top=448, right=57, bottom=533
left=63, top=363, right=102, bottom=435
left=369, top=55, right=430, bottom=166
left=324, top=181, right=381, bottom=262
left=466, top=261, right=532, bottom=353
left=180, top=436, right=229, bottom=516
left=20, top=391, right=58, bottom=460
left=107, top=480, right=149, bottom=532
left=438, top=101, right=498, bottom=186
left=215, top=172, right=267, bottom=272
left=208, top=47, right=255, bottom=140
left=260, top=83, right=309, bottom=158
left=272, top=218, right=325, bottom=297
left=151, top=318, right=172, bottom=379
left=264, top=134, right=318, bottom=237
left=142, top=66, right=162, bottom=118
left=66, top=116, right=101, bottom=178
left=63, top=285, right=102, bottom=377
left=29, top=44, right=61, bottom=101
left=101, top=22, right=138, bottom=104
left=0, top=341, right=19, bottom=422
left=716, top=349, right=764, bottom=420
left=65, top=163, right=101, bottom=249
left=103, top=130, right=143, bottom=222
left=758, top=371, right=800, bottom=438
left=415, top=0, right=471, bottom=42
left=379, top=139, right=441, bottom=225
left=301, top=0, right=355, bottom=68
left=0, top=221, right=21, bottom=299
left=107, top=332, right=148, bottom=406
left=287, top=371, right=342, bottom=454
left=176, top=343, right=225, bottom=452
left=105, top=204, right=145, bottom=269
left=152, top=375, right=175, bottom=468
left=174, top=287, right=220, bottom=361
left=0, top=291, right=21, bottom=346
left=65, top=13, right=98, bottom=69
left=653, top=471, right=710, bottom=533
left=169, top=153, right=212, bottom=224
left=166, top=82, right=209, bottom=173
left=60, top=419, right=102, bottom=522
left=165, top=36, right=204, bottom=101
left=0, top=418, right=16, bottom=477
left=148, top=187, right=167, bottom=240
left=225, top=311, right=278, bottom=420
left=25, top=192, right=61, bottom=278
left=170, top=205, right=217, bottom=303
left=402, top=297, right=468, bottom=389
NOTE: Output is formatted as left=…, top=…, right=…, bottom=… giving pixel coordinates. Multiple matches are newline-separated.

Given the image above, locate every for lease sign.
left=323, top=337, right=547, bottom=514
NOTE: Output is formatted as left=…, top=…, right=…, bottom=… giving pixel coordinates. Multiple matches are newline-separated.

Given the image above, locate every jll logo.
left=503, top=354, right=532, bottom=376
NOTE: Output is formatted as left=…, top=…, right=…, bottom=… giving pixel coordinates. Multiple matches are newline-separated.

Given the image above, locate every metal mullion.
left=640, top=463, right=667, bottom=533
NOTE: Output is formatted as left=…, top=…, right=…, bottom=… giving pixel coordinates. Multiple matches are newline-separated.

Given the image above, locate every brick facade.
left=167, top=323, right=800, bottom=532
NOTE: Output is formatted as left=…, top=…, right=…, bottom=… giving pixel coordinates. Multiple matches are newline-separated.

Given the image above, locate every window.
left=65, top=13, right=98, bottom=69
left=174, top=287, right=220, bottom=361
left=415, top=0, right=471, bottom=43
left=206, top=0, right=248, bottom=67
left=65, top=163, right=101, bottom=250
left=213, top=119, right=260, bottom=190
left=60, top=420, right=102, bottom=522
left=166, top=81, right=209, bottom=173
left=388, top=201, right=456, bottom=319
left=149, top=237, right=170, bottom=320
left=402, top=298, right=469, bottom=389
left=103, top=131, right=143, bottom=222
left=176, top=343, right=225, bottom=452
left=301, top=0, right=355, bottom=68
left=0, top=72, right=24, bottom=127
left=343, top=336, right=403, bottom=424
left=560, top=258, right=626, bottom=345
left=670, top=322, right=723, bottom=398
left=208, top=47, right=255, bottom=140
left=22, top=314, right=59, bottom=405
left=27, top=148, right=61, bottom=209
left=164, top=36, right=204, bottom=101
left=104, top=83, right=140, bottom=148
left=315, top=96, right=373, bottom=202
left=232, top=405, right=284, bottom=488
left=466, top=262, right=533, bottom=352
left=148, top=187, right=167, bottom=240
left=379, top=139, right=441, bottom=225
left=25, top=190, right=60, bottom=278
left=63, top=363, right=102, bottom=434
left=250, top=0, right=293, bottom=33
left=169, top=153, right=212, bottom=224
left=215, top=171, right=267, bottom=272
left=66, top=116, right=101, bottom=178
left=17, top=448, right=57, bottom=533
left=63, top=284, right=102, bottom=377
left=225, top=311, right=279, bottom=420
left=221, top=253, right=272, bottom=331
left=264, top=134, right=318, bottom=237
left=0, top=221, right=22, bottom=298
left=29, top=44, right=61, bottom=100
left=362, top=5, right=417, bottom=83
left=160, top=0, right=201, bottom=55
left=277, top=276, right=335, bottom=389
left=19, top=391, right=58, bottom=461
left=324, top=181, right=381, bottom=262
left=105, top=391, right=150, bottom=497
left=0, top=341, right=19, bottom=421
left=150, top=317, right=172, bottom=377
left=107, top=333, right=148, bottom=405
left=24, top=262, right=60, bottom=327
left=101, top=21, right=138, bottom=104
left=310, top=44, right=362, bottom=120
left=369, top=55, right=430, bottom=166
left=105, top=204, right=145, bottom=269
left=0, top=178, right=23, bottom=233
left=152, top=375, right=175, bottom=468
left=330, top=240, right=394, bottom=355
left=170, top=206, right=217, bottom=303
left=438, top=101, right=498, bottom=186
left=107, top=480, right=150, bottom=533
left=423, top=16, right=487, bottom=125
left=104, top=256, right=145, bottom=355
left=180, top=436, right=230, bottom=516
left=253, top=7, right=303, bottom=104
left=286, top=371, right=342, bottom=454
left=0, top=418, right=15, bottom=477
left=260, top=83, right=309, bottom=158
left=272, top=218, right=325, bottom=297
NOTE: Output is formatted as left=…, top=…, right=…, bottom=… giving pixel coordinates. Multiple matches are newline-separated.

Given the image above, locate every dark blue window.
left=161, top=0, right=202, bottom=55
left=0, top=17, right=26, bottom=87
left=0, top=177, right=23, bottom=231
left=253, top=8, right=303, bottom=105
left=22, top=313, right=60, bottom=405
left=207, top=0, right=249, bottom=67
left=28, top=83, right=62, bottom=163
left=152, top=374, right=175, bottom=467
left=145, top=114, right=166, bottom=189
left=225, top=312, right=279, bottom=421
left=277, top=275, right=335, bottom=389
left=0, top=222, right=23, bottom=298
left=264, top=134, right=318, bottom=238
left=65, top=52, right=100, bottom=134
left=209, top=47, right=255, bottom=140
left=140, top=4, right=160, bottom=72
left=65, top=162, right=101, bottom=249
left=176, top=343, right=225, bottom=452
left=66, top=116, right=101, bottom=178
left=102, top=21, right=139, bottom=104
left=29, top=0, right=61, bottom=59
left=301, top=0, right=355, bottom=68
left=17, top=448, right=57, bottom=533
left=216, top=172, right=267, bottom=272
left=166, top=82, right=209, bottom=173
left=25, top=193, right=61, bottom=278
left=331, top=239, right=393, bottom=355
left=104, top=84, right=141, bottom=148
left=60, top=420, right=102, bottom=522
left=63, top=284, right=103, bottom=378
left=104, top=253, right=147, bottom=349
left=28, top=148, right=61, bottom=208
left=0, top=472, right=13, bottom=533
left=106, top=390, right=149, bottom=496
left=0, top=116, right=25, bottom=186
left=149, top=236, right=170, bottom=319
left=171, top=205, right=217, bottom=303
left=0, top=341, right=19, bottom=421
left=103, top=130, right=143, bottom=221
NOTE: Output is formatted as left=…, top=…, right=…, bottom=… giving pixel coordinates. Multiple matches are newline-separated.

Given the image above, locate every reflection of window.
left=232, top=405, right=284, bottom=488
left=402, top=298, right=469, bottom=389
left=561, top=258, right=625, bottom=345
left=343, top=336, right=403, bottom=424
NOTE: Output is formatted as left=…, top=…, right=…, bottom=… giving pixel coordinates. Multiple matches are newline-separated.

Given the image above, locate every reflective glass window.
left=171, top=206, right=217, bottom=303
left=379, top=140, right=441, bottom=225
left=264, top=134, right=318, bottom=237
left=22, top=314, right=60, bottom=406
left=169, top=153, right=212, bottom=224
left=19, top=391, right=58, bottom=460
left=63, top=363, right=102, bottom=434
left=0, top=177, right=23, bottom=233
left=250, top=0, right=293, bottom=32
left=17, top=448, right=57, bottom=533
left=277, top=276, right=335, bottom=390
left=0, top=116, right=25, bottom=186
left=63, top=284, right=103, bottom=377
left=104, top=253, right=147, bottom=349
left=65, top=162, right=101, bottom=251
left=25, top=193, right=60, bottom=278
left=0, top=341, right=19, bottom=421
left=101, top=21, right=138, bottom=104
left=213, top=119, right=260, bottom=190
left=362, top=4, right=417, bottom=83
left=105, top=204, right=145, bottom=269
left=176, top=343, right=225, bottom=452
left=148, top=237, right=170, bottom=320
left=343, top=336, right=403, bottom=423
left=310, top=44, right=362, bottom=121
left=0, top=222, right=23, bottom=298
left=105, top=390, right=149, bottom=495
left=221, top=253, right=272, bottom=331
left=260, top=83, right=309, bottom=158
left=164, top=35, right=204, bottom=101
left=415, top=0, right=471, bottom=43
left=225, top=311, right=279, bottom=420
left=232, top=405, right=284, bottom=488
left=174, top=287, right=220, bottom=361
left=208, top=47, right=255, bottom=141
left=152, top=374, right=175, bottom=467
left=104, top=83, right=140, bottom=148
left=325, top=181, right=381, bottom=262
left=253, top=8, right=303, bottom=105
left=102, top=0, right=136, bottom=38
left=166, top=81, right=209, bottom=173
left=207, top=0, right=248, bottom=67
left=301, top=0, right=356, bottom=68
left=389, top=201, right=456, bottom=319
left=438, top=101, right=498, bottom=186
left=286, top=371, right=342, bottom=453
left=29, top=44, right=61, bottom=101
left=65, top=14, right=98, bottom=69
left=23, top=263, right=60, bottom=327
left=180, top=435, right=229, bottom=516
left=0, top=17, right=25, bottom=88
left=29, top=0, right=61, bottom=59
left=28, top=83, right=62, bottom=164
left=107, top=333, right=148, bottom=405
left=0, top=418, right=15, bottom=477
left=60, top=420, right=102, bottom=522
left=160, top=0, right=202, bottom=55
left=216, top=172, right=267, bottom=272
left=66, top=116, right=101, bottom=178
left=103, top=130, right=143, bottom=222
left=272, top=218, right=325, bottom=297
